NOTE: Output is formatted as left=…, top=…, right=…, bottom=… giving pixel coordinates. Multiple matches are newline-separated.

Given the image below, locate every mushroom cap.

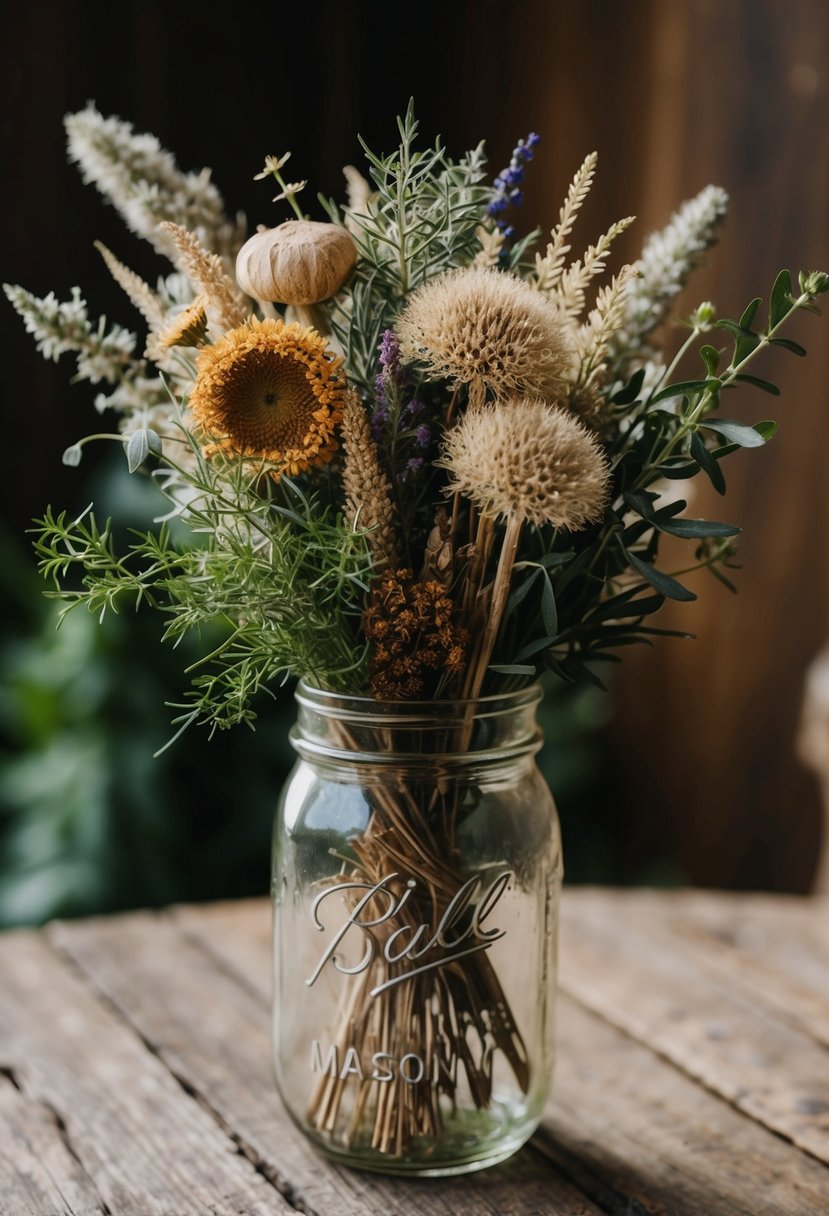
left=235, top=220, right=357, bottom=306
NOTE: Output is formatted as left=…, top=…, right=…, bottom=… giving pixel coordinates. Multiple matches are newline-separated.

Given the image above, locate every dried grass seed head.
left=396, top=266, right=572, bottom=404
left=440, top=397, right=609, bottom=530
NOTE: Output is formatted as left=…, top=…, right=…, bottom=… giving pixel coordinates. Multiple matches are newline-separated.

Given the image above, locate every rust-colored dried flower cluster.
left=363, top=569, right=470, bottom=700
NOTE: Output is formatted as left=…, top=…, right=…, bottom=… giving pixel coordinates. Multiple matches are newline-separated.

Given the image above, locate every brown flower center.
left=215, top=350, right=319, bottom=452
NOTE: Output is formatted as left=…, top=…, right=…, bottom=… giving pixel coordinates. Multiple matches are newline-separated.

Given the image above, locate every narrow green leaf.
left=700, top=344, right=721, bottom=376
left=659, top=460, right=700, bottom=480
left=515, top=635, right=558, bottom=662
left=739, top=297, right=762, bottom=330
left=611, top=367, right=645, bottom=405
left=769, top=336, right=806, bottom=357
left=708, top=564, right=739, bottom=593
left=700, top=418, right=767, bottom=448
left=590, top=592, right=666, bottom=621
left=623, top=490, right=658, bottom=517
left=506, top=566, right=542, bottom=616
left=770, top=269, right=793, bottom=327
left=753, top=419, right=778, bottom=441
left=716, top=318, right=760, bottom=364
left=625, top=549, right=697, bottom=602
left=659, top=517, right=741, bottom=539
left=489, top=664, right=537, bottom=676
left=555, top=659, right=608, bottom=692
left=537, top=550, right=575, bottom=568
left=690, top=432, right=726, bottom=494
left=732, top=374, right=780, bottom=395
left=541, top=573, right=558, bottom=637
left=650, top=378, right=716, bottom=404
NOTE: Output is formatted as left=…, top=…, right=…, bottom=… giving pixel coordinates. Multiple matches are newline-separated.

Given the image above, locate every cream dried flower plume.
left=396, top=266, right=572, bottom=408
left=440, top=397, right=608, bottom=530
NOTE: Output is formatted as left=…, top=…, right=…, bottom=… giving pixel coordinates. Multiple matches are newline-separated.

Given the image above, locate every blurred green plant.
left=0, top=458, right=297, bottom=927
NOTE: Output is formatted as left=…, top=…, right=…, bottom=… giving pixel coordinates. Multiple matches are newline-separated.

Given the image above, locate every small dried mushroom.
left=235, top=221, right=357, bottom=324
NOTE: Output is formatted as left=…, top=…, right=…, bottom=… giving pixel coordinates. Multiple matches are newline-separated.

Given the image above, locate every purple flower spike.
left=486, top=131, right=539, bottom=233
left=378, top=329, right=401, bottom=378
left=415, top=424, right=430, bottom=448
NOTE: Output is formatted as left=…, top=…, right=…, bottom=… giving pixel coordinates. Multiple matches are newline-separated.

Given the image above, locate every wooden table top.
left=1, top=888, right=828, bottom=1215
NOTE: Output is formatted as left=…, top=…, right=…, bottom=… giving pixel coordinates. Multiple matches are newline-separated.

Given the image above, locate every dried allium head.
left=396, top=266, right=572, bottom=406
left=440, top=398, right=609, bottom=530
left=189, top=316, right=344, bottom=479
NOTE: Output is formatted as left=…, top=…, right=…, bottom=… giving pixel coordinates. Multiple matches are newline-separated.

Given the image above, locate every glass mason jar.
left=271, top=681, right=563, bottom=1176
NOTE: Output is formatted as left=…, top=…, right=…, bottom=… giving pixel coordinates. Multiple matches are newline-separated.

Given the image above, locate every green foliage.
left=492, top=269, right=829, bottom=685
left=33, top=448, right=374, bottom=737
left=321, top=102, right=491, bottom=391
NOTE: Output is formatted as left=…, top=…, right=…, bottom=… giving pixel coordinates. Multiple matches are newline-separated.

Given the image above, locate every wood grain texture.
left=546, top=997, right=829, bottom=1216
left=3, top=891, right=828, bottom=1213
left=49, top=910, right=602, bottom=1216
left=0, top=930, right=292, bottom=1215
left=173, top=896, right=829, bottom=1215
left=582, top=888, right=829, bottom=1047
left=559, top=889, right=829, bottom=1163
left=0, top=1074, right=102, bottom=1216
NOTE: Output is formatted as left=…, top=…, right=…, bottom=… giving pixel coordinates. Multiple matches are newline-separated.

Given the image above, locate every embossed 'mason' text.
left=305, top=870, right=511, bottom=996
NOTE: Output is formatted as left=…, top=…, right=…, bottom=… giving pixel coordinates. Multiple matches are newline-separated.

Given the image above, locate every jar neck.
left=291, top=682, right=543, bottom=768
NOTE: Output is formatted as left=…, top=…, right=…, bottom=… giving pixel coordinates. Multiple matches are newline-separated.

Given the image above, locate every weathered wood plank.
left=544, top=996, right=829, bottom=1216
left=0, top=930, right=294, bottom=1216
left=559, top=890, right=829, bottom=1164
left=607, top=889, right=829, bottom=1047
left=51, top=910, right=603, bottom=1216
left=0, top=1072, right=102, bottom=1216
left=172, top=900, right=829, bottom=1215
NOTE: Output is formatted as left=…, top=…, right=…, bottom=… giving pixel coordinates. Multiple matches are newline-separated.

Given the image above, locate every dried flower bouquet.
left=7, top=102, right=827, bottom=1159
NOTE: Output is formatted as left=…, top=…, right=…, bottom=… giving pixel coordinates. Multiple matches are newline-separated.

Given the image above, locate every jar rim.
left=295, top=679, right=543, bottom=720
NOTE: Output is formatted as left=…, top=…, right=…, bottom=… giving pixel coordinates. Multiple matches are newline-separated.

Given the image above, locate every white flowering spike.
left=3, top=284, right=135, bottom=382
left=612, top=184, right=728, bottom=371
left=64, top=103, right=246, bottom=261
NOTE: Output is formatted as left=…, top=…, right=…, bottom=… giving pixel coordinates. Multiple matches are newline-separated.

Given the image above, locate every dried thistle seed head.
left=440, top=397, right=609, bottom=530
left=235, top=220, right=357, bottom=305
left=396, top=266, right=572, bottom=404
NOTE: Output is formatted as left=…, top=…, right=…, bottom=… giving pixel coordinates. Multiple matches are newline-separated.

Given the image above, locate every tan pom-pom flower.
left=396, top=266, right=572, bottom=407
left=440, top=397, right=609, bottom=529
left=189, top=316, right=345, bottom=479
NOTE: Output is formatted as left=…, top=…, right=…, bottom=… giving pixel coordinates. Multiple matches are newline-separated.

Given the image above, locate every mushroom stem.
left=289, top=302, right=330, bottom=335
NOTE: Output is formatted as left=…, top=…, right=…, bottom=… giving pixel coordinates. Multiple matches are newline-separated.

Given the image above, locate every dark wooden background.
left=2, top=0, right=828, bottom=890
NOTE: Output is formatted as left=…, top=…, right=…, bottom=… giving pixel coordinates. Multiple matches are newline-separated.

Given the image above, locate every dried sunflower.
left=158, top=295, right=210, bottom=350
left=396, top=265, right=572, bottom=408
left=189, top=316, right=345, bottom=477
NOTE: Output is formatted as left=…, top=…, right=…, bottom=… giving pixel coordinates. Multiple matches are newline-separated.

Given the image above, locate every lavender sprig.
left=487, top=132, right=540, bottom=241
